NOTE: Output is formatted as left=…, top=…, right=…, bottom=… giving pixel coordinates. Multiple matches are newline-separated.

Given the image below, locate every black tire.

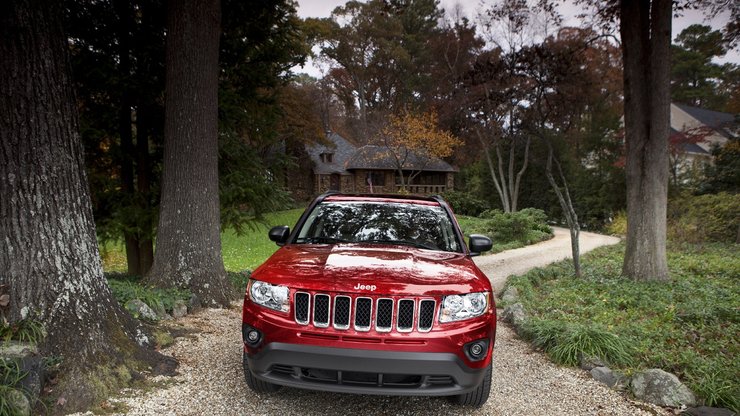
left=243, top=352, right=281, bottom=393
left=452, top=363, right=492, bottom=407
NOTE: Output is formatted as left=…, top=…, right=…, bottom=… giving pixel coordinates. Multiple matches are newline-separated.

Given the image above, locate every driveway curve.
left=74, top=229, right=668, bottom=416
left=474, top=226, right=621, bottom=293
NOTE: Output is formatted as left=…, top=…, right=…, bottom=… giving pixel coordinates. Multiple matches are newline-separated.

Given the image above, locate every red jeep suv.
left=241, top=193, right=496, bottom=406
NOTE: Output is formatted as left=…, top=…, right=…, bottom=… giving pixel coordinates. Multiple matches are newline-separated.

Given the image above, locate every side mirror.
left=268, top=226, right=290, bottom=246
left=468, top=234, right=492, bottom=256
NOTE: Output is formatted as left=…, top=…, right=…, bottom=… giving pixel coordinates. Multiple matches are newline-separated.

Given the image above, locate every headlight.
left=439, top=292, right=488, bottom=323
left=249, top=280, right=289, bottom=313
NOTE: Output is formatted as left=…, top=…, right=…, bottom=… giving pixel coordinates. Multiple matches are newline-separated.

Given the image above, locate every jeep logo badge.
left=353, top=283, right=377, bottom=291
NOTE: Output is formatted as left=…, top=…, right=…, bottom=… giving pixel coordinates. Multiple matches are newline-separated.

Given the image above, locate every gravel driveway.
left=75, top=228, right=668, bottom=415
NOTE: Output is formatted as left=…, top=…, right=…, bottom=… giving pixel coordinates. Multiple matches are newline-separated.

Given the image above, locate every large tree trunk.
left=146, top=0, right=231, bottom=306
left=620, top=0, right=671, bottom=281
left=0, top=0, right=155, bottom=410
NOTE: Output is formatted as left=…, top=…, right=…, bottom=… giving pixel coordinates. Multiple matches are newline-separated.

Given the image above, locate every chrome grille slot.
left=418, top=299, right=435, bottom=332
left=333, top=296, right=351, bottom=329
left=397, top=299, right=415, bottom=332
left=293, top=293, right=435, bottom=333
left=354, top=297, right=372, bottom=331
left=313, top=294, right=330, bottom=327
left=376, top=298, right=394, bottom=332
left=295, top=292, right=310, bottom=325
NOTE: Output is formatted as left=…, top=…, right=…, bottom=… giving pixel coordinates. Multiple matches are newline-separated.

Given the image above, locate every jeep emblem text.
left=353, top=283, right=377, bottom=291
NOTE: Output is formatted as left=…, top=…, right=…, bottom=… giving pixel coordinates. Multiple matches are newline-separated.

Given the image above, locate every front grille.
left=294, top=292, right=437, bottom=333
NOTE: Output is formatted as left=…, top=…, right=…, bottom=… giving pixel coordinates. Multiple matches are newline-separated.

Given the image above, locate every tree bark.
left=620, top=0, right=671, bottom=281
left=146, top=0, right=231, bottom=306
left=0, top=0, right=155, bottom=410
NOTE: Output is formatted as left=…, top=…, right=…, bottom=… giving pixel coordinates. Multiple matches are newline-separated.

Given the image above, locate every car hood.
left=252, top=244, right=490, bottom=296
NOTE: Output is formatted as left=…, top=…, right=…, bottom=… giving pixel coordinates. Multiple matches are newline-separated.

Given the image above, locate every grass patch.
left=100, top=209, right=304, bottom=274
left=506, top=242, right=740, bottom=411
left=0, top=319, right=44, bottom=344
left=0, top=359, right=26, bottom=416
left=221, top=208, right=303, bottom=271
left=522, top=319, right=633, bottom=367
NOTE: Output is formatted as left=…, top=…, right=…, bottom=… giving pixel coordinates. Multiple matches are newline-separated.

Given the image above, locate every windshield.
left=294, top=201, right=462, bottom=252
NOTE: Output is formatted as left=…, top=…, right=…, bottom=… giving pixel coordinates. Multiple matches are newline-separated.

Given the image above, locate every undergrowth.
left=107, top=275, right=191, bottom=320
left=505, top=242, right=740, bottom=411
left=0, top=320, right=45, bottom=344
left=0, top=359, right=26, bottom=416
left=457, top=208, right=553, bottom=253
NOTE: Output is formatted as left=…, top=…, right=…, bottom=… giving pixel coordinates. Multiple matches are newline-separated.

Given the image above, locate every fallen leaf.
left=0, top=294, right=9, bottom=307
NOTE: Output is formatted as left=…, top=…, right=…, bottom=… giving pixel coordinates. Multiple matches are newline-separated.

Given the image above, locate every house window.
left=320, top=153, right=334, bottom=163
left=366, top=172, right=385, bottom=187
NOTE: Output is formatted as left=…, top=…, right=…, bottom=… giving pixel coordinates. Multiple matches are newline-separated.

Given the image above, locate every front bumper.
left=245, top=342, right=488, bottom=396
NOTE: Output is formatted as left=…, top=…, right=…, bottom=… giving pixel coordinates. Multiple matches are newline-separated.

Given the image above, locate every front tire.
left=243, top=351, right=281, bottom=393
left=453, top=363, right=491, bottom=407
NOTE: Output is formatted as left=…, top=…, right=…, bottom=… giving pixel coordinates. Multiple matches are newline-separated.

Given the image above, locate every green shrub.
left=107, top=276, right=191, bottom=319
left=605, top=210, right=627, bottom=236
left=228, top=270, right=251, bottom=293
left=668, top=192, right=740, bottom=243
left=441, top=191, right=489, bottom=217
left=474, top=208, right=553, bottom=245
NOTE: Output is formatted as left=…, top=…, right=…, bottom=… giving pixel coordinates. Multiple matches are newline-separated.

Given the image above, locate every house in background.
left=669, top=103, right=737, bottom=182
left=305, top=132, right=456, bottom=196
left=671, top=103, right=736, bottom=162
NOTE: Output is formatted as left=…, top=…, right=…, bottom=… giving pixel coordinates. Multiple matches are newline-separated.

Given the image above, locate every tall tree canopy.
left=671, top=24, right=739, bottom=112
left=309, top=0, right=444, bottom=140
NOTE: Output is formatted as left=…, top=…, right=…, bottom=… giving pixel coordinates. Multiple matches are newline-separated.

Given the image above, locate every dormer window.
left=320, top=152, right=334, bottom=163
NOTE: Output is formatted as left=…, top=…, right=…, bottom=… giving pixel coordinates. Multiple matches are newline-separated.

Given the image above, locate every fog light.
left=242, top=323, right=263, bottom=347
left=464, top=338, right=490, bottom=362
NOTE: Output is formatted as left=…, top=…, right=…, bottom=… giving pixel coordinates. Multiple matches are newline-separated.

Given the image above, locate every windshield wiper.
left=363, top=239, right=437, bottom=250
left=294, top=236, right=349, bottom=244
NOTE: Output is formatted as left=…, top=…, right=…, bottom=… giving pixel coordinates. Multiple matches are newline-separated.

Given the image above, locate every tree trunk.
left=620, top=0, right=671, bottom=281
left=0, top=0, right=155, bottom=410
left=511, top=136, right=531, bottom=213
left=146, top=0, right=231, bottom=306
left=476, top=128, right=507, bottom=210
left=545, top=141, right=581, bottom=278
left=136, top=104, right=155, bottom=275
left=494, top=143, right=512, bottom=212
left=115, top=0, right=141, bottom=276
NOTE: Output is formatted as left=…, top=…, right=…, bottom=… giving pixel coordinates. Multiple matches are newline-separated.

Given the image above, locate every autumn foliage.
left=379, top=110, right=461, bottom=190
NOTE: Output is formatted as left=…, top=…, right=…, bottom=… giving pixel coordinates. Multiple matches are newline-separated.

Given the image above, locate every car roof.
left=323, top=193, right=442, bottom=207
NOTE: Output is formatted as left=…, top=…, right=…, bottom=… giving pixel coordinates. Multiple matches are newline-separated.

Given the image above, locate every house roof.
left=674, top=103, right=737, bottom=139
left=306, top=132, right=356, bottom=175
left=346, top=145, right=457, bottom=172
left=670, top=127, right=710, bottom=155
